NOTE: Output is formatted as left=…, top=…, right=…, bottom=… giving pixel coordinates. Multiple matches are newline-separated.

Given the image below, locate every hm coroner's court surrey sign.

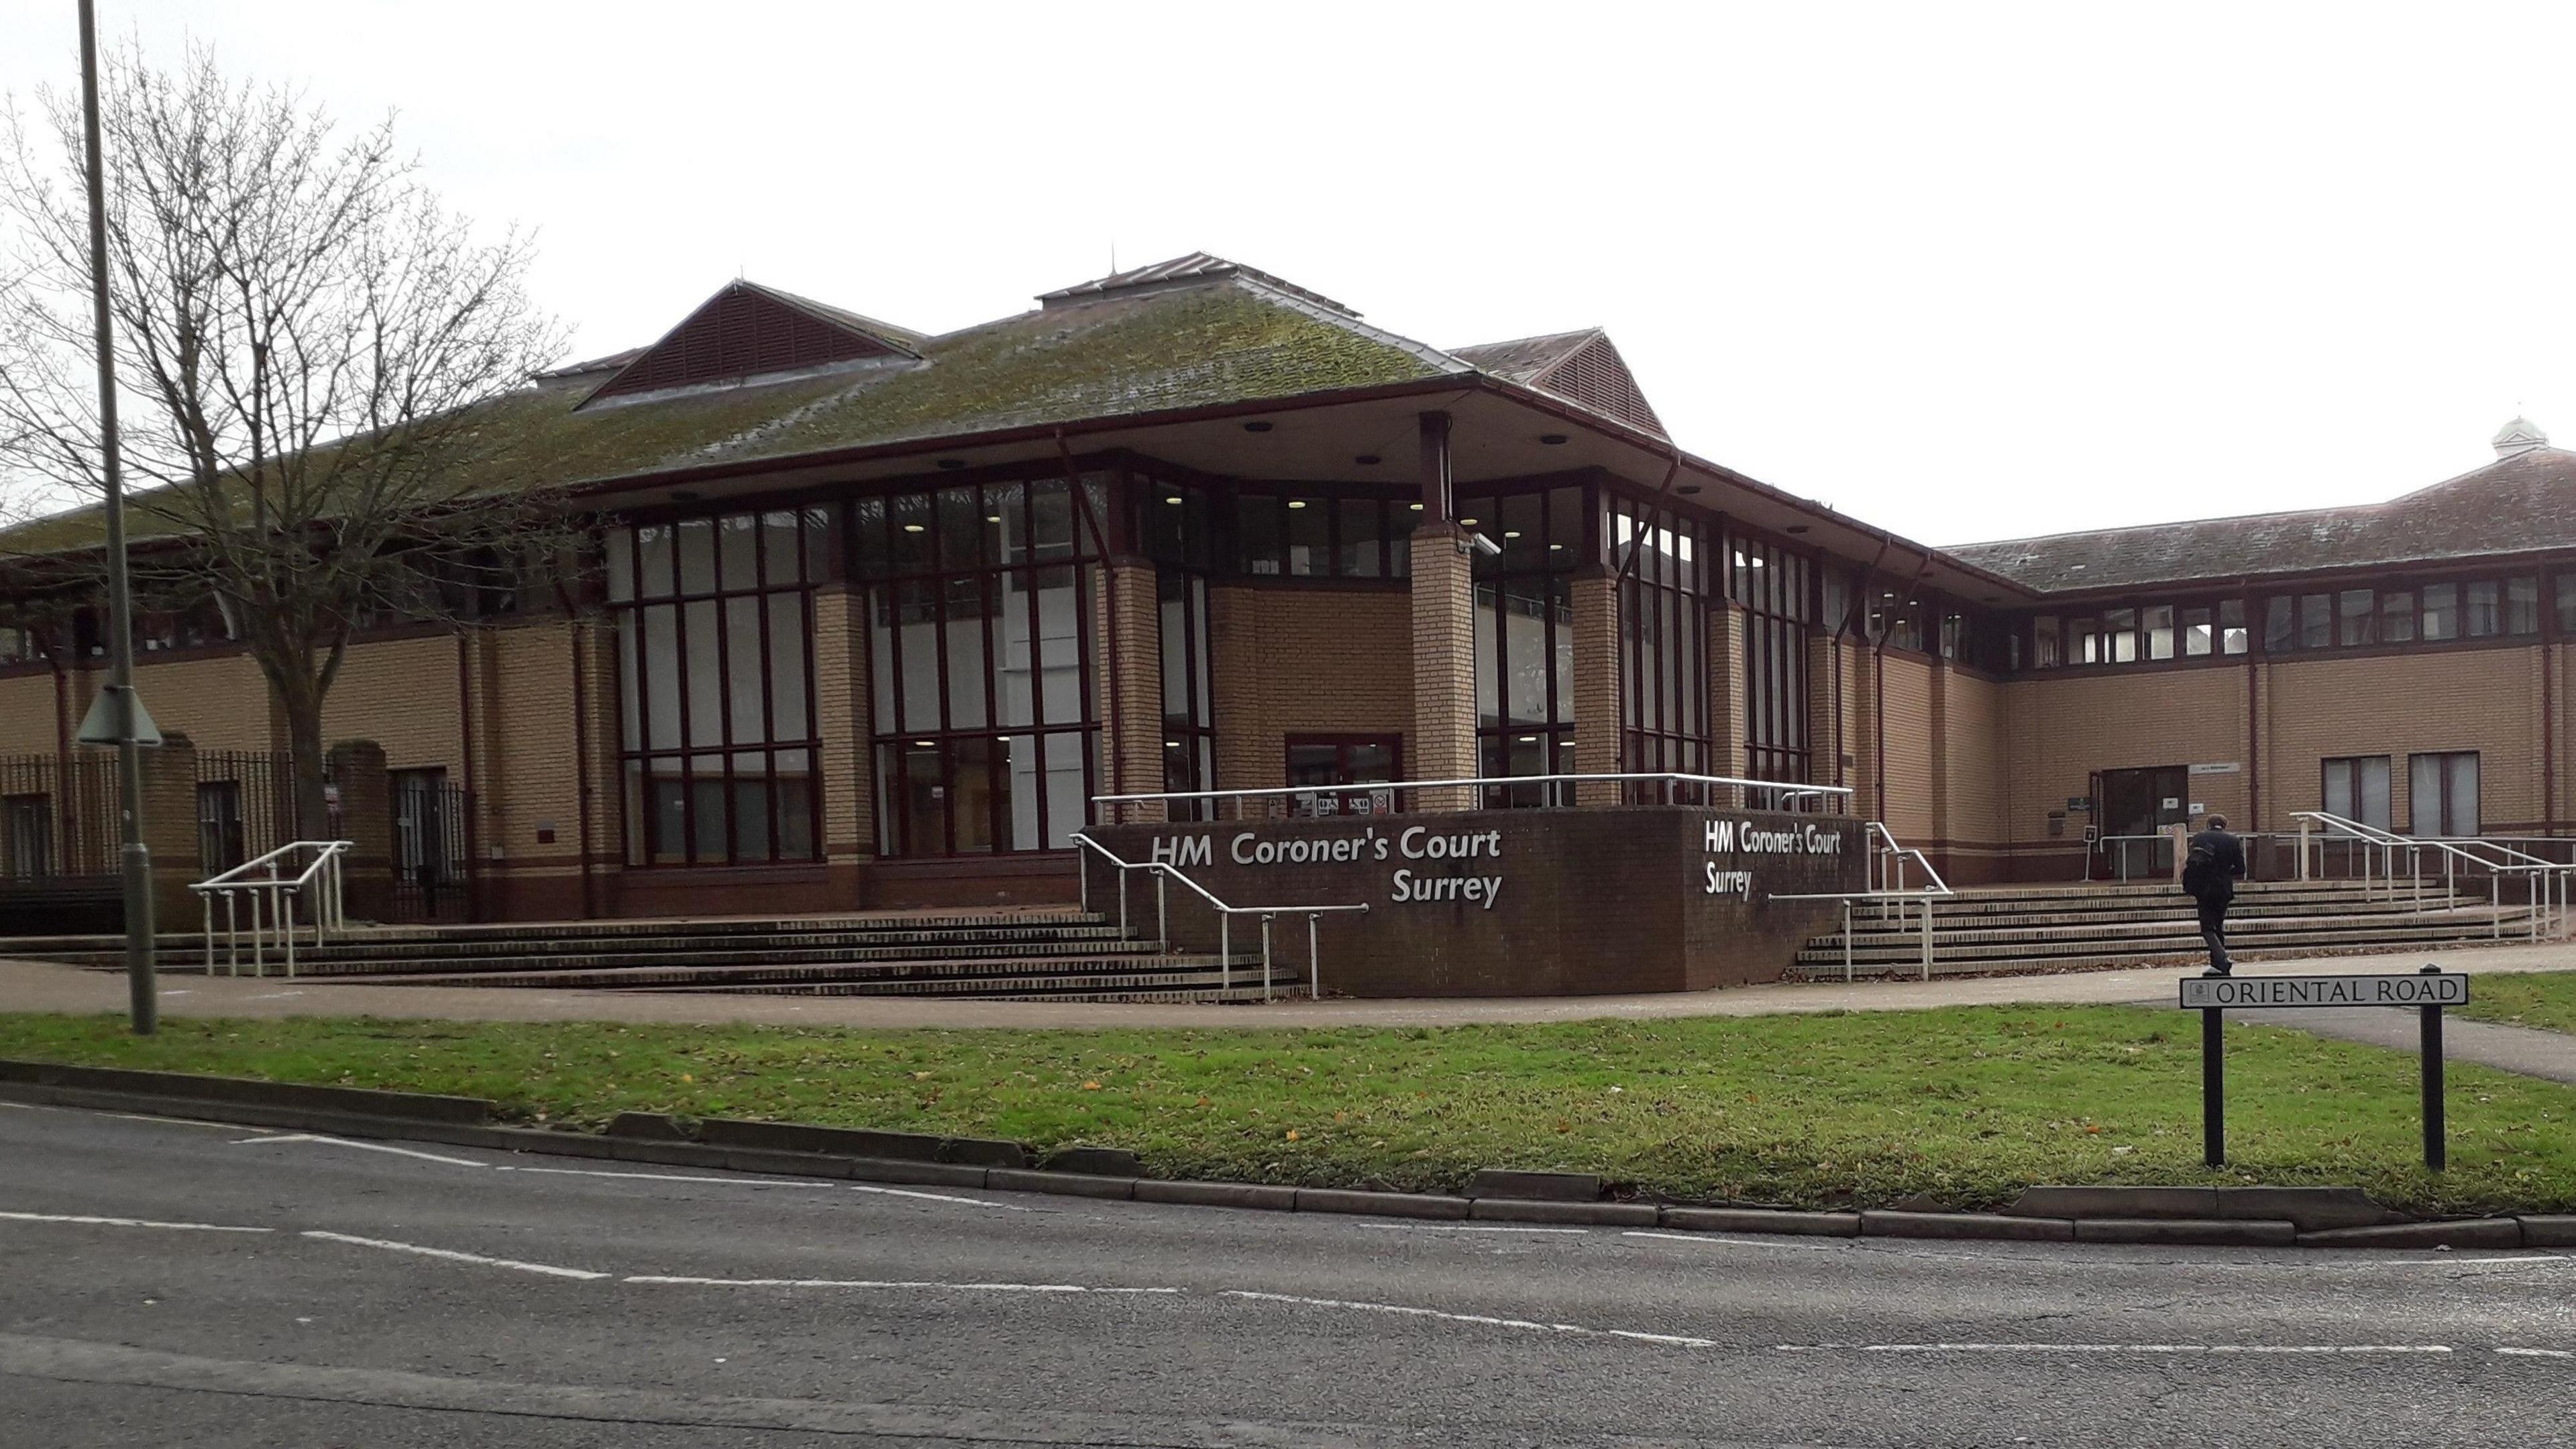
left=1090, top=804, right=1864, bottom=997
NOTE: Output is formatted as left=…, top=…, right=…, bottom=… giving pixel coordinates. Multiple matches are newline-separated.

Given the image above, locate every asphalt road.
left=2, top=1103, right=2571, bottom=1448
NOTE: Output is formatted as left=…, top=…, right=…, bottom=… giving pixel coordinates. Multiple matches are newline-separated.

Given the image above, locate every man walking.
left=2182, top=812, right=2247, bottom=975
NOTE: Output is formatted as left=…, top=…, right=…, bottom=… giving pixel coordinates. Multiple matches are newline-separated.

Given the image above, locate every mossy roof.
left=3, top=275, right=1464, bottom=558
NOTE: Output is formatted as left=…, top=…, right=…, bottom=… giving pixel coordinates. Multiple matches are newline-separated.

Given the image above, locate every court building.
left=1, top=254, right=2564, bottom=994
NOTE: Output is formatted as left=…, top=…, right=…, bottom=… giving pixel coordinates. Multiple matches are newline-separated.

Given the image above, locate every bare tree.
left=0, top=41, right=570, bottom=835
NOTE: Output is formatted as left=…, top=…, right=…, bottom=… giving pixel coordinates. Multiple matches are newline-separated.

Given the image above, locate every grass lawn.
left=3, top=1005, right=2571, bottom=1217
left=2457, top=971, right=2576, bottom=1036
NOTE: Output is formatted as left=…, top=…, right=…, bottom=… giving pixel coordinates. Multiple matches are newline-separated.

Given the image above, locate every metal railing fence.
left=192, top=839, right=353, bottom=979
left=1091, top=771, right=1853, bottom=822
left=1069, top=833, right=1368, bottom=1002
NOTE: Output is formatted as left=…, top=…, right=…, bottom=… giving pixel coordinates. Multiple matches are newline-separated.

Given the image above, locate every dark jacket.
left=2183, top=827, right=2247, bottom=902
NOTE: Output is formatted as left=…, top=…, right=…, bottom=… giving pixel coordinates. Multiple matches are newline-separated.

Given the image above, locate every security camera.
left=1469, top=532, right=1501, bottom=557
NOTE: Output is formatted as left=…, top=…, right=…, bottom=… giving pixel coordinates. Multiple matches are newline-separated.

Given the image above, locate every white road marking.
left=625, top=1277, right=1179, bottom=1293
left=1218, top=1289, right=1718, bottom=1349
left=1355, top=1222, right=1589, bottom=1236
left=1625, top=1230, right=1838, bottom=1252
left=2498, top=1346, right=2575, bottom=1358
left=502, top=1163, right=1024, bottom=1210
left=301, top=1230, right=607, bottom=1280
left=231, top=1134, right=490, bottom=1168
left=0, top=1210, right=270, bottom=1234
left=1775, top=1342, right=2453, bottom=1355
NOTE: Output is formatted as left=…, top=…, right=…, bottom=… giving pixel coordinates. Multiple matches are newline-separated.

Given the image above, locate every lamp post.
left=74, top=0, right=156, bottom=1034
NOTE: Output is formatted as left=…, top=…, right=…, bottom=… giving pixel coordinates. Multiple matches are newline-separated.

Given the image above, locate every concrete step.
left=158, top=933, right=1171, bottom=979
left=317, top=951, right=1252, bottom=991
left=3, top=907, right=1110, bottom=957
left=1815, top=906, right=2520, bottom=952
left=1796, top=918, right=2538, bottom=973
left=1786, top=934, right=2530, bottom=981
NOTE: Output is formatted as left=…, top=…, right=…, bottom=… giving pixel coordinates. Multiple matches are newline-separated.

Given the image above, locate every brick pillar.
left=1094, top=559, right=1166, bottom=823
left=1807, top=633, right=1852, bottom=809
left=1570, top=572, right=1621, bottom=804
left=328, top=740, right=394, bottom=922
left=1408, top=525, right=1478, bottom=811
left=812, top=589, right=875, bottom=876
left=1709, top=600, right=1750, bottom=794
left=136, top=733, right=201, bottom=933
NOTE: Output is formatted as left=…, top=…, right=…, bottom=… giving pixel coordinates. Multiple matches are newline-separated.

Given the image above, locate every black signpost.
left=2182, top=965, right=2467, bottom=1171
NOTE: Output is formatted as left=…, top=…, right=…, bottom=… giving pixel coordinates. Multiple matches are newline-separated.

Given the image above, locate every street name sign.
left=2178, top=973, right=2469, bottom=1010
left=2182, top=965, right=2463, bottom=1172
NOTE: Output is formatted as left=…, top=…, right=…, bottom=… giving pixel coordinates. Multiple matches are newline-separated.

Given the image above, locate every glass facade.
left=608, top=511, right=828, bottom=866
left=1611, top=498, right=1711, bottom=777
left=1464, top=487, right=1584, bottom=802
left=1736, top=534, right=1811, bottom=783
left=857, top=477, right=1106, bottom=856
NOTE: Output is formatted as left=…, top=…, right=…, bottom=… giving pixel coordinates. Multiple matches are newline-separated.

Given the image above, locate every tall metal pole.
left=77, top=0, right=155, bottom=1034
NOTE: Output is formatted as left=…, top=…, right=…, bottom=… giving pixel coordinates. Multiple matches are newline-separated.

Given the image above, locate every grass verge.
left=3, top=1006, right=2570, bottom=1216
left=2456, top=971, right=2576, bottom=1036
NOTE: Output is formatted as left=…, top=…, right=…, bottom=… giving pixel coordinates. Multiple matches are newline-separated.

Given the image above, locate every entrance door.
left=2096, top=764, right=2188, bottom=879
left=1285, top=735, right=1400, bottom=816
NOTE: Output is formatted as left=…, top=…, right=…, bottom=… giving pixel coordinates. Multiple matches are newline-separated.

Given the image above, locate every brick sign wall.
left=1091, top=806, right=1865, bottom=998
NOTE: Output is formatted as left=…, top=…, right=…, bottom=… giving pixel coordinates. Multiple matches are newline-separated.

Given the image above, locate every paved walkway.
left=2234, top=1004, right=2576, bottom=1087
left=5, top=939, right=2573, bottom=1030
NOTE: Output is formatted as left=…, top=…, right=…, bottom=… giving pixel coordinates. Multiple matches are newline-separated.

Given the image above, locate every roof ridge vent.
left=1038, top=252, right=1357, bottom=316
left=2493, top=415, right=2549, bottom=459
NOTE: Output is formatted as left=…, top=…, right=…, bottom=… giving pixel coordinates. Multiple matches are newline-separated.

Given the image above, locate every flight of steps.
left=1790, top=878, right=2544, bottom=981
left=11, top=908, right=1299, bottom=1004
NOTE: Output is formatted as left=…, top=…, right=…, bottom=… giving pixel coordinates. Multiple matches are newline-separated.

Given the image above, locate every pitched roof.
left=1038, top=252, right=1358, bottom=317
left=1452, top=327, right=1666, bottom=438
left=1951, top=445, right=2576, bottom=592
left=584, top=280, right=923, bottom=403
left=1, top=267, right=1464, bottom=557
left=1451, top=329, right=1594, bottom=384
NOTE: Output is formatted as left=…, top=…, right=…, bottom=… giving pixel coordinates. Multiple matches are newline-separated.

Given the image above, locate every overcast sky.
left=4, top=2, right=2569, bottom=547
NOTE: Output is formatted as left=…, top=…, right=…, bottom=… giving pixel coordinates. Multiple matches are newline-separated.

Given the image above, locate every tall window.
left=1466, top=487, right=1582, bottom=798
left=608, top=511, right=827, bottom=866
left=858, top=478, right=1104, bottom=856
left=1615, top=497, right=1710, bottom=777
left=2410, top=751, right=2480, bottom=838
left=1159, top=571, right=1216, bottom=809
left=2320, top=755, right=2391, bottom=832
left=1736, top=535, right=1811, bottom=783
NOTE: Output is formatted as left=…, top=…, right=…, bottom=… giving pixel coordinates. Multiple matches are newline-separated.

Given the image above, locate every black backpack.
left=2181, top=839, right=2218, bottom=897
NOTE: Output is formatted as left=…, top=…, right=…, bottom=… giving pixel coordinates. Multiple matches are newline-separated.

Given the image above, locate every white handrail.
left=1069, top=833, right=1368, bottom=1002
left=191, top=839, right=354, bottom=979
left=2290, top=811, right=2569, bottom=940
left=1093, top=771, right=1854, bottom=816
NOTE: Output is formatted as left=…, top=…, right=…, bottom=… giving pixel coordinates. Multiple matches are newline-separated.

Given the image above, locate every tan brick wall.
left=1407, top=525, right=1477, bottom=807
left=1208, top=584, right=1412, bottom=797
left=812, top=588, right=871, bottom=861
left=1941, top=667, right=2011, bottom=847
left=1093, top=561, right=1165, bottom=822
left=1875, top=653, right=1937, bottom=839
left=1570, top=574, right=1621, bottom=802
left=323, top=634, right=464, bottom=769
left=0, top=670, right=62, bottom=755
left=2260, top=647, right=2543, bottom=833
left=1995, top=664, right=2251, bottom=854
left=1707, top=602, right=1748, bottom=782
left=125, top=652, right=272, bottom=753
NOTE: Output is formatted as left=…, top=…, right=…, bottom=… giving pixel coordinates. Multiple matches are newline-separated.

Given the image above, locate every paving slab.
left=9, top=942, right=2575, bottom=1031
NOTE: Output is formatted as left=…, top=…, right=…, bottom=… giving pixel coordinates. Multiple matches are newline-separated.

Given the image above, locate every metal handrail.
left=1769, top=824, right=1953, bottom=982
left=2290, top=812, right=2569, bottom=941
left=1865, top=821, right=1950, bottom=896
left=1068, top=833, right=1368, bottom=1002
left=1093, top=771, right=1854, bottom=818
left=191, top=839, right=353, bottom=979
